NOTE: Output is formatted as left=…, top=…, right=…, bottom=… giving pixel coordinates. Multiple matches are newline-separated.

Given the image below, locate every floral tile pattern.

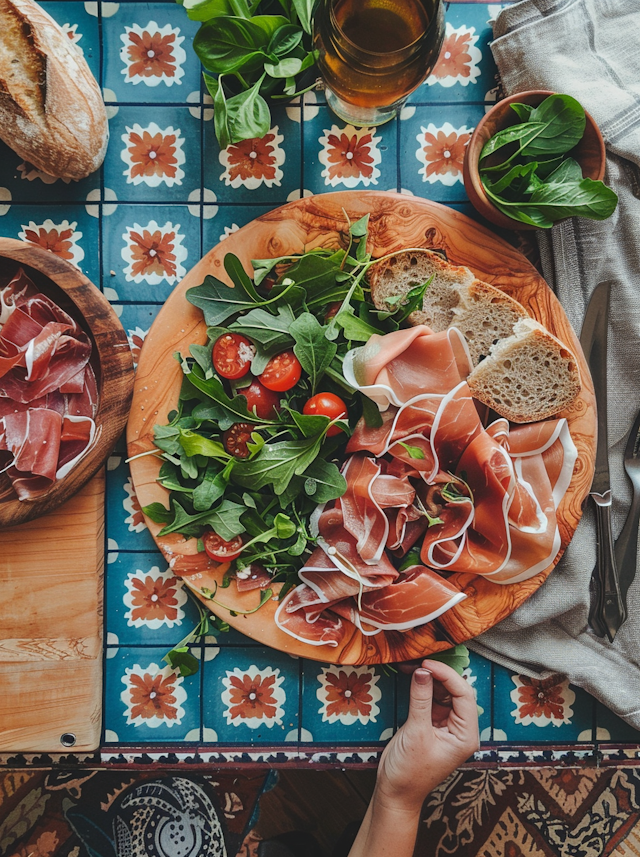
left=4, top=0, right=634, bottom=757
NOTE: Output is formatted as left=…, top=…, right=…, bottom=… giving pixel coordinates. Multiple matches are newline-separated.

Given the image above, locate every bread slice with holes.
left=368, top=249, right=529, bottom=364
left=466, top=318, right=581, bottom=423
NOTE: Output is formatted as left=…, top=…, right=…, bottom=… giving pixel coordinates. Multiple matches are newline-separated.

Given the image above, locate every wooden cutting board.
left=0, top=470, right=104, bottom=752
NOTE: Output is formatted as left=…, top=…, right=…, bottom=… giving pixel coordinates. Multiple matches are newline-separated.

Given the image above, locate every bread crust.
left=0, top=0, right=108, bottom=179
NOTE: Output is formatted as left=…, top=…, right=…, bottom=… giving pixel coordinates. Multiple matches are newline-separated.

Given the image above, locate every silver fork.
left=612, top=406, right=640, bottom=631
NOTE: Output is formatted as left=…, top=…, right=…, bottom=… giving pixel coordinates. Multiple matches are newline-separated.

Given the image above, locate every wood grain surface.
left=128, top=191, right=596, bottom=665
left=0, top=470, right=104, bottom=752
left=0, top=238, right=134, bottom=527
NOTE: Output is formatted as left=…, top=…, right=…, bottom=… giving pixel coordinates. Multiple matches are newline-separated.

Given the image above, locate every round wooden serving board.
left=128, top=191, right=596, bottom=665
left=0, top=239, right=134, bottom=527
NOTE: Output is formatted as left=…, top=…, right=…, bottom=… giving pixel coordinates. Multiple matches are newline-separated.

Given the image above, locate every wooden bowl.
left=463, top=90, right=606, bottom=231
left=0, top=239, right=134, bottom=526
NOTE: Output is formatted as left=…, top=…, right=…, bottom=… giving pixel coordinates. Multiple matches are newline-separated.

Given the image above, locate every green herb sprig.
left=178, top=0, right=319, bottom=148
left=479, top=93, right=618, bottom=228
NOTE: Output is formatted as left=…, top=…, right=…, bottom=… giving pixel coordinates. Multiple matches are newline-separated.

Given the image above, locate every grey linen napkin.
left=467, top=0, right=640, bottom=728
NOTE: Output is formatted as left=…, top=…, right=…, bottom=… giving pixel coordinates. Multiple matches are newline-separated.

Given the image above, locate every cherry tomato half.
left=242, top=379, right=280, bottom=419
left=223, top=422, right=254, bottom=458
left=259, top=350, right=302, bottom=392
left=303, top=392, right=348, bottom=436
left=213, top=333, right=255, bottom=380
left=203, top=531, right=243, bottom=561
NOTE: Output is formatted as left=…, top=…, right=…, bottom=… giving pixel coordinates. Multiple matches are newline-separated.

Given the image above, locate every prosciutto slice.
left=275, top=324, right=578, bottom=649
left=0, top=269, right=98, bottom=500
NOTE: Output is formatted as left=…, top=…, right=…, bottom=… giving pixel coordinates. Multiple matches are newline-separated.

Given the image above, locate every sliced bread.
left=368, top=248, right=474, bottom=333
left=368, top=249, right=529, bottom=364
left=466, top=318, right=581, bottom=423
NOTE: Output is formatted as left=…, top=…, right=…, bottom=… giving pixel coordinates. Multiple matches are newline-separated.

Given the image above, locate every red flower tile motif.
left=415, top=122, right=472, bottom=186
left=19, top=219, right=84, bottom=267
left=122, top=220, right=187, bottom=285
left=510, top=675, right=576, bottom=727
left=120, top=22, right=186, bottom=87
left=426, top=23, right=481, bottom=88
left=121, top=662, right=187, bottom=728
left=123, top=565, right=187, bottom=629
left=126, top=325, right=148, bottom=368
left=219, top=128, right=285, bottom=189
left=318, top=124, right=382, bottom=188
left=123, top=475, right=147, bottom=532
left=316, top=666, right=381, bottom=725
left=221, top=665, right=285, bottom=729
left=121, top=122, right=185, bottom=188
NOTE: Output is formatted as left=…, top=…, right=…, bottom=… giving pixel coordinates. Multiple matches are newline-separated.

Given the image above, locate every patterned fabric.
left=0, top=769, right=266, bottom=857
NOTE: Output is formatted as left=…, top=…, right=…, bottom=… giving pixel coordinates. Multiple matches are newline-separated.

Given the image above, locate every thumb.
left=407, top=668, right=434, bottom=730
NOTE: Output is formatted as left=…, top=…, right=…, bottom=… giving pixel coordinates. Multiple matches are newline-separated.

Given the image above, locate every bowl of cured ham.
left=0, top=239, right=134, bottom=526
left=128, top=191, right=595, bottom=664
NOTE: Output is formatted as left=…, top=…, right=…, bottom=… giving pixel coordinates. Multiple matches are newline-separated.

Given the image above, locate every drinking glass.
left=313, top=0, right=445, bottom=127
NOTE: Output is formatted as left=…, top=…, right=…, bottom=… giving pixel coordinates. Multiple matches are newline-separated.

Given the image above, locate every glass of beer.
left=314, top=0, right=445, bottom=127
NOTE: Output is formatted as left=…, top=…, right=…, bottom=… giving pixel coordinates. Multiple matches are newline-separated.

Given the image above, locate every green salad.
left=142, top=216, right=432, bottom=622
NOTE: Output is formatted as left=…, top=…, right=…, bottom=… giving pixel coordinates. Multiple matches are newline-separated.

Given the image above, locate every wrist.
left=372, top=783, right=426, bottom=819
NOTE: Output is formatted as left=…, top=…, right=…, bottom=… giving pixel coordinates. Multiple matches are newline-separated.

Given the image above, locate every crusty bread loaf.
left=368, top=249, right=529, bottom=364
left=0, top=0, right=108, bottom=179
left=467, top=318, right=581, bottom=423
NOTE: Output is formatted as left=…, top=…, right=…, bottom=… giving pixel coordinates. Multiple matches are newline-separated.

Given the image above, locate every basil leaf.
left=268, top=23, right=304, bottom=56
left=250, top=14, right=290, bottom=40
left=524, top=93, right=586, bottom=157
left=545, top=157, right=583, bottom=184
left=428, top=644, right=470, bottom=677
left=486, top=177, right=618, bottom=225
left=480, top=122, right=544, bottom=162
left=509, top=102, right=533, bottom=122
left=204, top=74, right=231, bottom=150
left=225, top=74, right=270, bottom=143
left=481, top=162, right=539, bottom=195
left=291, top=0, right=316, bottom=34
left=183, top=0, right=234, bottom=22
left=187, top=273, right=260, bottom=325
left=302, top=458, right=347, bottom=503
left=290, top=312, right=337, bottom=392
left=193, top=17, right=269, bottom=74
left=265, top=56, right=303, bottom=78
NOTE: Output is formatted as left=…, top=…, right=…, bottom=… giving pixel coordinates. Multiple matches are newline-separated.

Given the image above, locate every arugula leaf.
left=164, top=646, right=200, bottom=677
left=187, top=366, right=279, bottom=427
left=285, top=407, right=331, bottom=438
left=335, top=307, right=380, bottom=342
left=232, top=433, right=324, bottom=494
left=187, top=274, right=260, bottom=325
left=230, top=305, right=295, bottom=354
left=360, top=393, right=383, bottom=429
left=192, top=465, right=227, bottom=511
left=397, top=441, right=425, bottom=460
left=142, top=501, right=174, bottom=524
left=290, top=312, right=337, bottom=393
left=179, top=429, right=230, bottom=460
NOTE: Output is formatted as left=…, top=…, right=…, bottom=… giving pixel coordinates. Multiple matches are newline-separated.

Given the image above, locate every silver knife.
left=580, top=280, right=624, bottom=642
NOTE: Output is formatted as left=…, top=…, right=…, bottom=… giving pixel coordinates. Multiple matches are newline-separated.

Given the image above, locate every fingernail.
left=415, top=669, right=431, bottom=685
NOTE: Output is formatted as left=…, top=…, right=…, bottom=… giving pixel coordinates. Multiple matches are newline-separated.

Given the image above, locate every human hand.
left=374, top=659, right=479, bottom=815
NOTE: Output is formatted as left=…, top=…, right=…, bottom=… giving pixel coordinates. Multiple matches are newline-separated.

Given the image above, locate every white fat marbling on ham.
left=275, top=324, right=577, bottom=649
left=0, top=269, right=98, bottom=500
